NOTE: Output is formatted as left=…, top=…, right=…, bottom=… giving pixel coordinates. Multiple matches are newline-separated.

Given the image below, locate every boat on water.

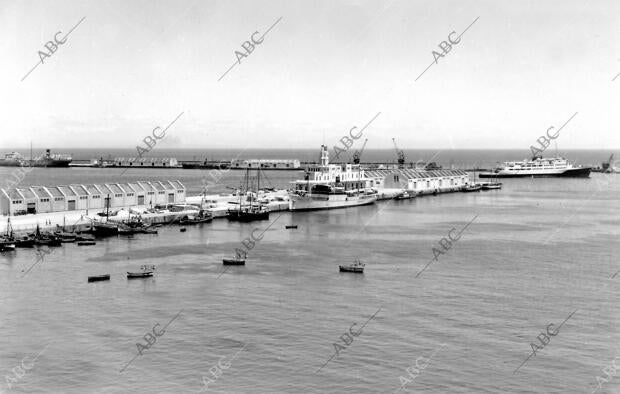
left=222, top=257, right=245, bottom=265
left=77, top=240, right=96, bottom=246
left=289, top=145, right=378, bottom=211
left=127, top=265, right=155, bottom=279
left=0, top=149, right=72, bottom=167
left=478, top=155, right=591, bottom=178
left=227, top=168, right=270, bottom=222
left=481, top=182, right=502, bottom=190
left=1, top=218, right=35, bottom=247
left=91, top=196, right=120, bottom=236
left=92, top=221, right=119, bottom=236
left=88, top=274, right=110, bottom=283
left=285, top=225, right=298, bottom=229
left=462, top=184, right=482, bottom=192
left=339, top=259, right=365, bottom=273
left=0, top=242, right=16, bottom=252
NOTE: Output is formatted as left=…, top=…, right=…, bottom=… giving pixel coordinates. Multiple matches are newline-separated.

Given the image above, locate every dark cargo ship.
left=0, top=149, right=72, bottom=167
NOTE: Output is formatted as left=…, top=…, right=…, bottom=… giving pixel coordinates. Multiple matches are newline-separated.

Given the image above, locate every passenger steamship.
left=289, top=145, right=378, bottom=211
left=478, top=155, right=591, bottom=178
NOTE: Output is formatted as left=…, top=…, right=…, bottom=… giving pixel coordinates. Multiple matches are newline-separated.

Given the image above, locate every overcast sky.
left=2, top=0, right=620, bottom=150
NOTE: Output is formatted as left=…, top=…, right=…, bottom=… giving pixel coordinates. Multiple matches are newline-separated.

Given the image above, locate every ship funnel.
left=321, top=145, right=329, bottom=166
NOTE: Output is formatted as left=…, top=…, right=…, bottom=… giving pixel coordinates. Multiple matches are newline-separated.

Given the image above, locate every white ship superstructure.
left=289, top=145, right=378, bottom=211
left=479, top=156, right=591, bottom=178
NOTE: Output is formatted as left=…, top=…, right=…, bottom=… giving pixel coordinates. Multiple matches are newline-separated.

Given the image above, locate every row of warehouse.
left=0, top=181, right=186, bottom=216
left=367, top=169, right=470, bottom=194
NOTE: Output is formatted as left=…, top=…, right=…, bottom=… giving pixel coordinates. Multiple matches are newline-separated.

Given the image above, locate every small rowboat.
left=127, top=265, right=155, bottom=279
left=127, top=271, right=154, bottom=279
left=77, top=241, right=96, bottom=246
left=222, top=258, right=245, bottom=265
left=339, top=259, right=365, bottom=273
left=285, top=225, right=298, bottom=229
left=180, top=228, right=187, bottom=232
left=88, top=274, right=110, bottom=282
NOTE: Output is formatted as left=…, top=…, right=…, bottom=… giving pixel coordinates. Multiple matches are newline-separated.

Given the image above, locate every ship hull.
left=289, top=194, right=377, bottom=211
left=479, top=167, right=591, bottom=178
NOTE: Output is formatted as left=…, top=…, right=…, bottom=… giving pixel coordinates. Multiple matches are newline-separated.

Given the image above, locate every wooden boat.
left=55, top=232, right=77, bottom=242
left=77, top=241, right=96, bottom=246
left=462, top=184, right=482, bottom=192
left=75, top=233, right=95, bottom=241
left=92, top=221, right=119, bottom=236
left=0, top=243, right=16, bottom=252
left=127, top=272, right=153, bottom=279
left=14, top=236, right=35, bottom=248
left=481, top=182, right=502, bottom=190
left=227, top=168, right=270, bottom=222
left=180, top=228, right=187, bottom=232
left=339, top=259, right=365, bottom=273
left=127, top=265, right=155, bottom=279
left=285, top=225, right=298, bottom=229
left=88, top=274, right=110, bottom=282
left=178, top=212, right=213, bottom=225
left=222, top=258, right=245, bottom=265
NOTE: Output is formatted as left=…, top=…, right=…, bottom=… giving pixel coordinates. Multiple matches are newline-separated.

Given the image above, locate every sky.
left=1, top=0, right=620, bottom=150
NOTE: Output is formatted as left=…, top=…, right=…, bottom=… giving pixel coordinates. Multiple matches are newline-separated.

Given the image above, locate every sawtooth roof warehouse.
left=0, top=180, right=186, bottom=216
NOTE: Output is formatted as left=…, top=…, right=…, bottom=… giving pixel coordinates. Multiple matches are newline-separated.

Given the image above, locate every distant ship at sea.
left=0, top=149, right=72, bottom=168
left=478, top=155, right=591, bottom=178
left=289, top=145, right=378, bottom=211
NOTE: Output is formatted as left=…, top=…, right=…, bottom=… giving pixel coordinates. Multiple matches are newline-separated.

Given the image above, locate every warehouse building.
left=113, top=157, right=179, bottom=168
left=231, top=159, right=301, bottom=169
left=366, top=169, right=470, bottom=195
left=0, top=180, right=186, bottom=216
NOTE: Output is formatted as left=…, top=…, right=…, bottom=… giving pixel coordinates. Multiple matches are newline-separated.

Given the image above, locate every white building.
left=366, top=169, right=469, bottom=195
left=0, top=180, right=186, bottom=216
left=231, top=159, right=300, bottom=169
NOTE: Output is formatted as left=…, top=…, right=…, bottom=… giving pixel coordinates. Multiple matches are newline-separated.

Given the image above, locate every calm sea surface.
left=0, top=163, right=619, bottom=393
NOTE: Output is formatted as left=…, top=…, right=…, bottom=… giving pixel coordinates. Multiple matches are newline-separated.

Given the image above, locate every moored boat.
left=481, top=182, right=502, bottom=190
left=77, top=240, right=96, bottom=246
left=222, top=257, right=245, bottom=265
left=0, top=243, right=16, bottom=252
left=479, top=155, right=591, bottom=178
left=339, top=259, right=365, bottom=273
left=462, top=184, right=482, bottom=192
left=285, top=225, right=298, bottom=229
left=127, top=265, right=155, bottom=279
left=88, top=274, right=110, bottom=282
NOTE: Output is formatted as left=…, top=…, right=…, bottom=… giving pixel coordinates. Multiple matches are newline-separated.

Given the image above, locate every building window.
left=115, top=193, right=122, bottom=198
left=159, top=191, right=164, bottom=195
left=148, top=191, right=154, bottom=195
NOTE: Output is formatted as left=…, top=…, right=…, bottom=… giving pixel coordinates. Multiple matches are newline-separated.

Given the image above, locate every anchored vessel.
left=478, top=156, right=591, bottom=178
left=0, top=149, right=72, bottom=167
left=289, top=145, right=378, bottom=211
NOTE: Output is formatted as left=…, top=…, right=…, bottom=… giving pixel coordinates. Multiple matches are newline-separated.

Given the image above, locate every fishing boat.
left=31, top=225, right=62, bottom=246
left=478, top=155, right=591, bottom=178
left=2, top=218, right=35, bottom=247
left=127, top=265, right=155, bottom=279
left=75, top=233, right=95, bottom=242
left=285, top=225, right=298, bottom=229
left=222, top=257, right=245, bottom=265
left=92, top=221, right=119, bottom=236
left=462, top=184, right=482, bottom=192
left=339, top=259, right=365, bottom=273
left=289, top=145, right=378, bottom=211
left=227, top=168, right=270, bottom=222
left=88, top=274, right=110, bottom=282
left=0, top=242, right=16, bottom=252
left=481, top=182, right=502, bottom=190
left=77, top=240, right=96, bottom=246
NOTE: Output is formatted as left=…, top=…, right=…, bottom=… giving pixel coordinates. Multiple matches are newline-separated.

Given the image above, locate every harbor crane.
left=392, top=138, right=405, bottom=168
left=352, top=138, right=368, bottom=164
